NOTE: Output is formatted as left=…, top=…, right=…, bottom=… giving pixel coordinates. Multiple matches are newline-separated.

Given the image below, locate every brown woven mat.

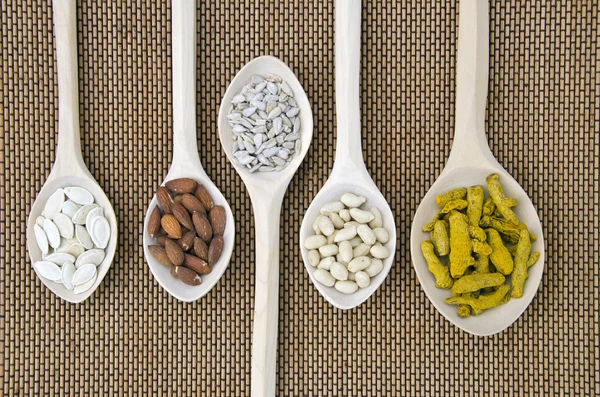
left=1, top=1, right=598, bottom=395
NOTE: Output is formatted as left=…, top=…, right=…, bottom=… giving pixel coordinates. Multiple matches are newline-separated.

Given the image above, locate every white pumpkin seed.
left=88, top=216, right=110, bottom=249
left=45, top=253, right=76, bottom=265
left=73, top=273, right=96, bottom=294
left=54, top=238, right=71, bottom=253
left=52, top=213, right=74, bottom=239
left=61, top=262, right=76, bottom=290
left=44, top=188, right=65, bottom=218
left=36, top=216, right=46, bottom=227
left=72, top=204, right=98, bottom=224
left=64, top=186, right=94, bottom=205
left=85, top=207, right=104, bottom=228
left=75, top=225, right=94, bottom=250
left=34, top=224, right=49, bottom=255
left=34, top=261, right=62, bottom=281
left=75, top=249, right=105, bottom=268
left=61, top=200, right=80, bottom=218
left=66, top=243, right=85, bottom=258
left=43, top=218, right=61, bottom=249
left=71, top=263, right=96, bottom=286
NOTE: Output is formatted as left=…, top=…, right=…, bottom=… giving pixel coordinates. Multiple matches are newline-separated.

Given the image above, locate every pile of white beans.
left=304, top=193, right=391, bottom=294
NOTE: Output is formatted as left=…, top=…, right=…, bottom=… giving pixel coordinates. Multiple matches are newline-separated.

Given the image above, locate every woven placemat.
left=1, top=1, right=598, bottom=395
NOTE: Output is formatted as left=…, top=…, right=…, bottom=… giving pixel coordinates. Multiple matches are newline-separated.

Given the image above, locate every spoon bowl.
left=300, top=0, right=397, bottom=310
left=218, top=55, right=313, bottom=397
left=26, top=0, right=117, bottom=303
left=409, top=0, right=545, bottom=335
left=142, top=0, right=235, bottom=302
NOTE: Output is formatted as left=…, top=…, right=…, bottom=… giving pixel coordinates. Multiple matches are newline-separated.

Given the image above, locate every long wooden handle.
left=250, top=194, right=284, bottom=397
left=53, top=0, right=85, bottom=171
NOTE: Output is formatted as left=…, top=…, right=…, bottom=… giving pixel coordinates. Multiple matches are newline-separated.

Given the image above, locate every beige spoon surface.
left=142, top=0, right=235, bottom=303
left=218, top=56, right=313, bottom=397
left=299, top=0, right=397, bottom=310
left=26, top=0, right=118, bottom=303
left=410, top=0, right=545, bottom=336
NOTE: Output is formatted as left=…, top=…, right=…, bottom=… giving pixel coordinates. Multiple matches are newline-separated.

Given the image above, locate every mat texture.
left=1, top=1, right=598, bottom=395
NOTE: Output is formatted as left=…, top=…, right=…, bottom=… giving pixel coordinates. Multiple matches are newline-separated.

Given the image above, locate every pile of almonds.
left=146, top=178, right=226, bottom=286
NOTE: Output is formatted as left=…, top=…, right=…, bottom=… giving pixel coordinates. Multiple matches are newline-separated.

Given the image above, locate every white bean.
left=357, top=225, right=376, bottom=245
left=348, top=256, right=371, bottom=272
left=369, top=207, right=383, bottom=228
left=308, top=250, right=320, bottom=267
left=327, top=230, right=338, bottom=245
left=338, top=240, right=353, bottom=264
left=373, top=227, right=389, bottom=243
left=340, top=193, right=366, bottom=208
left=329, top=212, right=345, bottom=229
left=319, top=244, right=339, bottom=257
left=320, top=201, right=344, bottom=215
left=365, top=258, right=384, bottom=277
left=349, top=236, right=363, bottom=248
left=334, top=225, right=357, bottom=242
left=344, top=221, right=360, bottom=228
left=339, top=209, right=351, bottom=222
left=312, top=215, right=324, bottom=235
left=355, top=271, right=371, bottom=288
left=347, top=272, right=356, bottom=281
left=318, top=257, right=335, bottom=270
left=313, top=269, right=335, bottom=287
left=370, top=243, right=390, bottom=259
left=304, top=235, right=327, bottom=249
left=353, top=243, right=371, bottom=257
left=318, top=216, right=335, bottom=236
left=349, top=208, right=375, bottom=224
left=335, top=280, right=358, bottom=294
left=330, top=262, right=348, bottom=281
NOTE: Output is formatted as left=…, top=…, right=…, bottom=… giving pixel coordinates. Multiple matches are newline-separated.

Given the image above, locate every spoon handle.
left=333, top=0, right=367, bottom=173
left=171, top=0, right=204, bottom=173
left=447, top=0, right=496, bottom=168
left=250, top=195, right=284, bottom=397
left=52, top=0, right=86, bottom=175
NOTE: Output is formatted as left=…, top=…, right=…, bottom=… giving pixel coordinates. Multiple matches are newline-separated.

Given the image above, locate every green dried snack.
left=482, top=196, right=496, bottom=216
left=511, top=228, right=531, bottom=298
left=472, top=240, right=492, bottom=256
left=440, top=199, right=468, bottom=214
left=436, top=188, right=467, bottom=208
left=454, top=290, right=472, bottom=318
left=486, top=174, right=519, bottom=225
left=451, top=273, right=506, bottom=295
left=431, top=220, right=450, bottom=256
left=421, top=241, right=453, bottom=289
left=445, top=284, right=511, bottom=312
left=473, top=254, right=490, bottom=274
left=480, top=216, right=537, bottom=244
left=486, top=228, right=514, bottom=275
left=448, top=211, right=474, bottom=278
left=527, top=251, right=540, bottom=268
left=466, top=186, right=484, bottom=227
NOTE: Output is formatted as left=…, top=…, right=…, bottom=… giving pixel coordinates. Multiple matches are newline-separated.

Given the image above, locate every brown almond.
left=173, top=194, right=183, bottom=204
left=177, top=230, right=195, bottom=252
left=180, top=193, right=206, bottom=215
left=172, top=203, right=194, bottom=230
left=170, top=266, right=180, bottom=279
left=156, top=186, right=174, bottom=214
left=155, top=235, right=168, bottom=247
left=176, top=266, right=201, bottom=286
left=161, top=214, right=182, bottom=239
left=165, top=238, right=185, bottom=266
left=195, top=185, right=214, bottom=212
left=165, top=178, right=198, bottom=194
left=147, top=206, right=161, bottom=238
left=148, top=245, right=173, bottom=267
left=208, top=236, right=224, bottom=266
left=209, top=205, right=227, bottom=236
left=193, top=237, right=209, bottom=261
left=192, top=212, right=213, bottom=243
left=184, top=254, right=211, bottom=275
